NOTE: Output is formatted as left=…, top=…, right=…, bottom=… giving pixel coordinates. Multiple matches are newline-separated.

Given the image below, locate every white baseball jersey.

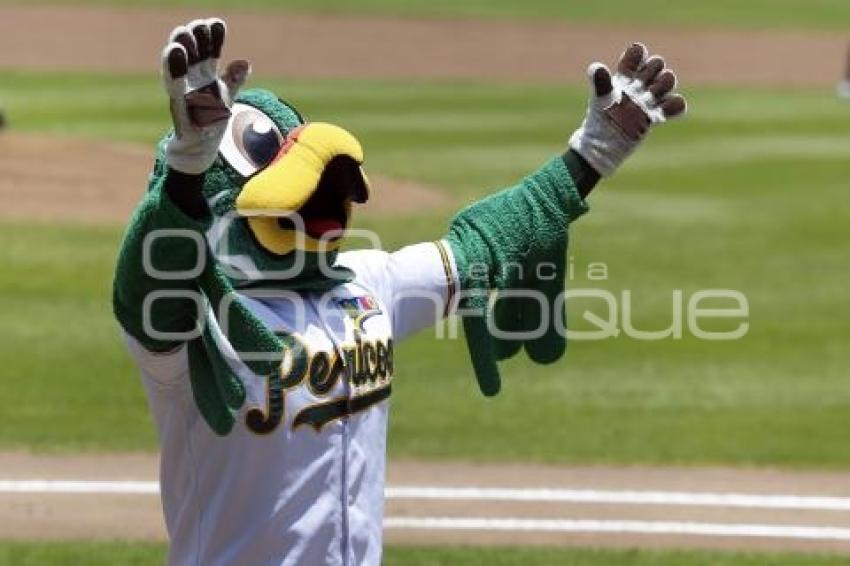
left=124, top=241, right=458, bottom=566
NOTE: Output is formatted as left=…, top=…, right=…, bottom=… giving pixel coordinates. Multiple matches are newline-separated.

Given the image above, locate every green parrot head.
left=153, top=88, right=370, bottom=286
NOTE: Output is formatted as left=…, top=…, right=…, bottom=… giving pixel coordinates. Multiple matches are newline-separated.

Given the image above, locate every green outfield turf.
left=0, top=542, right=847, bottom=566
left=9, top=0, right=850, bottom=30
left=0, top=71, right=848, bottom=466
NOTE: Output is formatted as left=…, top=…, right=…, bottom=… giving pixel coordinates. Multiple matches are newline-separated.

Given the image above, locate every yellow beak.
left=235, top=122, right=368, bottom=216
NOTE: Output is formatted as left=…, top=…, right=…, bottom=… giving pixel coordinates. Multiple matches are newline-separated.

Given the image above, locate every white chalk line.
left=4, top=481, right=850, bottom=511
left=383, top=517, right=850, bottom=541
left=0, top=480, right=159, bottom=494
left=5, top=480, right=850, bottom=541
left=385, top=486, right=850, bottom=511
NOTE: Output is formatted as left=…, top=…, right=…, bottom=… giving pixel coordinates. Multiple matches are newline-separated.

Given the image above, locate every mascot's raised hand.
left=570, top=43, right=687, bottom=176
left=450, top=43, right=688, bottom=395
left=161, top=19, right=250, bottom=174
left=114, top=19, right=286, bottom=435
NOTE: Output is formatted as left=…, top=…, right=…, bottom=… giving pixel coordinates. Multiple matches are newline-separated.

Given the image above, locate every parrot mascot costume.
left=113, top=17, right=686, bottom=566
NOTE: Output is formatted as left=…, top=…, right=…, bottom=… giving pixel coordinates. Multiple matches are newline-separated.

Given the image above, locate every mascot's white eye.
left=220, top=103, right=284, bottom=177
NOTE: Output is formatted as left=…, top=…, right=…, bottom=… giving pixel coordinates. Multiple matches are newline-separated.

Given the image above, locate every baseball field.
left=1, top=1, right=849, bottom=564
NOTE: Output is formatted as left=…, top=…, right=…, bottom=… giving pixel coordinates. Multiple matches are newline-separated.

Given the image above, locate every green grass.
left=6, top=0, right=850, bottom=30
left=0, top=223, right=156, bottom=450
left=0, top=542, right=163, bottom=566
left=1, top=543, right=848, bottom=566
left=0, top=71, right=849, bottom=466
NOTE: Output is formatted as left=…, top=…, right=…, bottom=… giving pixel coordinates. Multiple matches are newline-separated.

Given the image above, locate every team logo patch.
left=335, top=295, right=382, bottom=330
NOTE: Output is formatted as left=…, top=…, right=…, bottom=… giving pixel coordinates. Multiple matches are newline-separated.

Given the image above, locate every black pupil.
left=243, top=121, right=281, bottom=168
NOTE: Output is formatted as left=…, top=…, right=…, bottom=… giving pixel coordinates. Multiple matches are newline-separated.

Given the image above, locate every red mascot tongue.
left=304, top=217, right=344, bottom=239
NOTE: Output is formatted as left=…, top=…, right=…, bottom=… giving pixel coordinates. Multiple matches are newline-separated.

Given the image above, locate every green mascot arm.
left=112, top=168, right=212, bottom=353
left=113, top=19, right=283, bottom=435
left=114, top=16, right=248, bottom=352
left=445, top=153, right=589, bottom=395
left=447, top=42, right=688, bottom=395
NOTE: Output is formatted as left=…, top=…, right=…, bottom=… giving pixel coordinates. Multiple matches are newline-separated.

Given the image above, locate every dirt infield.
left=3, top=452, right=850, bottom=553
left=0, top=133, right=449, bottom=224
left=0, top=5, right=847, bottom=86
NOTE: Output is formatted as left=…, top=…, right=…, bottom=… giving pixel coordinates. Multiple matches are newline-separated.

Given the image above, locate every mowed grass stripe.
left=0, top=542, right=848, bottom=565
left=11, top=0, right=850, bottom=30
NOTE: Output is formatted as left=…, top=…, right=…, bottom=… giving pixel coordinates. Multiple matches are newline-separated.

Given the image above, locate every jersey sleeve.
left=338, top=240, right=459, bottom=342
left=122, top=331, right=190, bottom=387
